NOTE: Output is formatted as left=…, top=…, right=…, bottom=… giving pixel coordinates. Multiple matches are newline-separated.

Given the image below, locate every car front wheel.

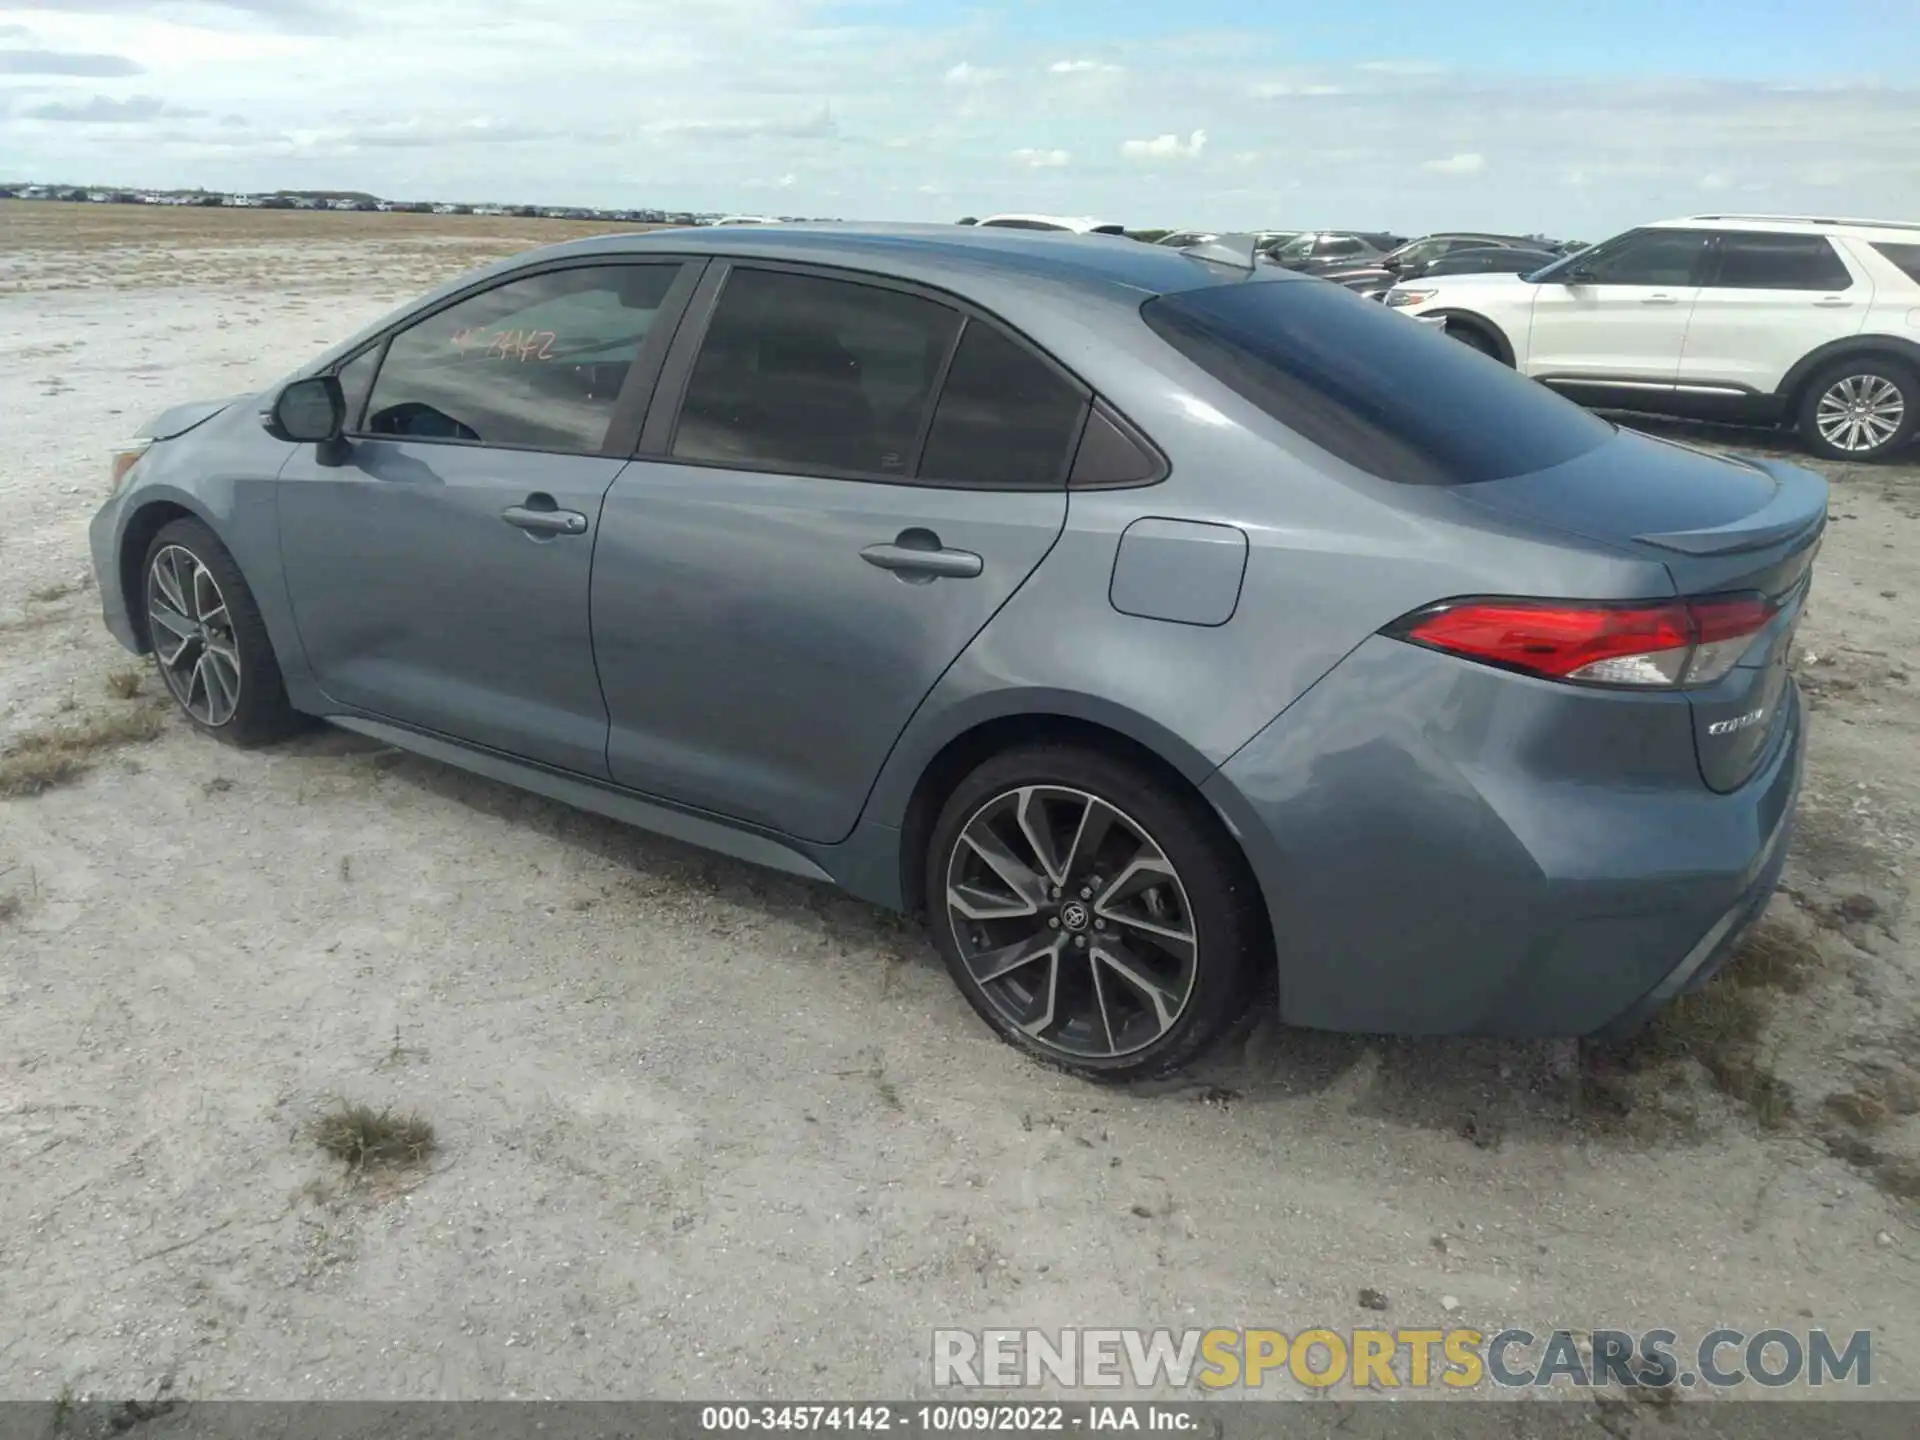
left=1797, top=358, right=1916, bottom=463
left=142, top=517, right=305, bottom=746
left=926, top=744, right=1267, bottom=1081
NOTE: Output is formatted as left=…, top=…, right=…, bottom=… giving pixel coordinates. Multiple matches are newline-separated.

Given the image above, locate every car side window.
left=672, top=268, right=962, bottom=478
left=1323, top=237, right=1362, bottom=257
left=1707, top=234, right=1853, bottom=291
left=333, top=345, right=381, bottom=430
left=1872, top=242, right=1920, bottom=284
left=1577, top=231, right=1710, bottom=286
left=919, top=320, right=1089, bottom=490
left=358, top=264, right=680, bottom=451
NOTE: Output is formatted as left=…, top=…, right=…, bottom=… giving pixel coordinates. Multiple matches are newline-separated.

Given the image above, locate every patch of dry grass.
left=105, top=668, right=144, bottom=700
left=0, top=704, right=167, bottom=798
left=311, top=1101, right=437, bottom=1170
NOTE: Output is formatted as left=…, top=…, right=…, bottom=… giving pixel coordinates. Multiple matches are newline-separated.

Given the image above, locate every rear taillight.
left=1389, top=594, right=1777, bottom=689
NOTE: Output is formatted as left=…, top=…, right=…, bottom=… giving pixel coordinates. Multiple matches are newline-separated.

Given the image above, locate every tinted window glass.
left=673, top=268, right=962, bottom=477
left=1321, top=237, right=1363, bottom=257
left=333, top=345, right=381, bottom=430
left=361, top=265, right=677, bottom=450
left=1575, top=230, right=1709, bottom=286
left=1708, top=234, right=1852, bottom=290
left=1869, top=242, right=1920, bottom=284
left=1142, top=280, right=1614, bottom=486
left=919, top=321, right=1088, bottom=489
left=981, top=219, right=1064, bottom=231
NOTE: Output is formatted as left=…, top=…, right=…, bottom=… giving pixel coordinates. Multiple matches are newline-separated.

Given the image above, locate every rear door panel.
left=593, top=466, right=1064, bottom=841
left=1677, top=235, right=1872, bottom=393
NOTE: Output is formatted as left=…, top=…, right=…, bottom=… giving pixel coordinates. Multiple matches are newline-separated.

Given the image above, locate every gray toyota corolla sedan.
left=90, top=224, right=1825, bottom=1079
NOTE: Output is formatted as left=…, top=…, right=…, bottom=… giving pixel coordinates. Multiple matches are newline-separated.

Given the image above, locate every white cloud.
left=1250, top=81, right=1346, bottom=98
left=1012, top=147, right=1070, bottom=169
left=1049, top=59, right=1122, bottom=75
left=944, top=61, right=995, bottom=86
left=1121, top=128, right=1207, bottom=160
left=1360, top=59, right=1447, bottom=76
left=1421, top=152, right=1486, bottom=176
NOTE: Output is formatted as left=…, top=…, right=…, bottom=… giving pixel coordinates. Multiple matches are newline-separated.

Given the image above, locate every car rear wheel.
left=1796, top=358, right=1916, bottom=463
left=925, top=744, right=1267, bottom=1081
left=143, top=517, right=305, bottom=747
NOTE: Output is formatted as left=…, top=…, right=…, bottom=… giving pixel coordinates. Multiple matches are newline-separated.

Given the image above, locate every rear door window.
left=1706, top=234, right=1853, bottom=290
left=358, top=264, right=680, bottom=451
left=671, top=267, right=962, bottom=478
left=1142, top=279, right=1614, bottom=486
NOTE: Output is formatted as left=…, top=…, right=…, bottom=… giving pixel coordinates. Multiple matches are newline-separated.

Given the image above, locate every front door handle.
left=502, top=501, right=588, bottom=536
left=1641, top=293, right=1679, bottom=306
left=1814, top=297, right=1853, bottom=308
left=861, top=531, right=983, bottom=581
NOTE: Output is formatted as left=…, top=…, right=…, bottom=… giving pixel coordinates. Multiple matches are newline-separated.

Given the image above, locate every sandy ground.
left=0, top=204, right=1916, bottom=1408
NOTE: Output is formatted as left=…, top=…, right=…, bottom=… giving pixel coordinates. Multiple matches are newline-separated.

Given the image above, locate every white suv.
left=1384, top=215, right=1920, bottom=462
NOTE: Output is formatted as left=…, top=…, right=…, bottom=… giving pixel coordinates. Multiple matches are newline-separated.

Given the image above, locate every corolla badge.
left=1707, top=707, right=1767, bottom=737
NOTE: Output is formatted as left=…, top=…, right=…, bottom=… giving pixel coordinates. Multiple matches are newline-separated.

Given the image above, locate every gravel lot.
left=2, top=203, right=1916, bottom=1406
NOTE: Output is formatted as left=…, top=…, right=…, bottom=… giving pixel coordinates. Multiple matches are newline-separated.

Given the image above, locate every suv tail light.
left=1387, top=594, right=1777, bottom=689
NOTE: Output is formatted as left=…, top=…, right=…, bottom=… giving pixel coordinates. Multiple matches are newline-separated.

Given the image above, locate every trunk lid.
left=1454, top=428, right=1828, bottom=793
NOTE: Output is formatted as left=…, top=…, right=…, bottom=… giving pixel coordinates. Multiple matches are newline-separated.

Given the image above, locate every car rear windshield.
left=1140, top=280, right=1615, bottom=485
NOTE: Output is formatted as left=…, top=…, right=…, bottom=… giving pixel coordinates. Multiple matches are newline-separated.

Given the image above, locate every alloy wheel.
left=146, top=544, right=242, bottom=726
left=944, top=785, right=1198, bottom=1059
left=1815, top=373, right=1905, bottom=454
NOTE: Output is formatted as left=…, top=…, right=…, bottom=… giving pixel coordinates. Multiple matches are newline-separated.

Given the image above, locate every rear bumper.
left=1202, top=636, right=1805, bottom=1038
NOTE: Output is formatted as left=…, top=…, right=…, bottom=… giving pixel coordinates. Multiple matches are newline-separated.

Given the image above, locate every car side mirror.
left=1560, top=265, right=1594, bottom=285
left=268, top=375, right=345, bottom=444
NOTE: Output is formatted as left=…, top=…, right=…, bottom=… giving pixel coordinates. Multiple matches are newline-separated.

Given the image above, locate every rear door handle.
left=502, top=500, right=588, bottom=536
left=1641, top=293, right=1679, bottom=306
left=861, top=534, right=983, bottom=580
left=1814, top=296, right=1853, bottom=308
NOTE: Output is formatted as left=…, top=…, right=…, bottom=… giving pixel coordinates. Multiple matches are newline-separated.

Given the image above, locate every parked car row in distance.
left=1384, top=214, right=1920, bottom=462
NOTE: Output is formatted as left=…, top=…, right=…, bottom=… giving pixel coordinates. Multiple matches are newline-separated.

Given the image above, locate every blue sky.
left=2, top=0, right=1916, bottom=237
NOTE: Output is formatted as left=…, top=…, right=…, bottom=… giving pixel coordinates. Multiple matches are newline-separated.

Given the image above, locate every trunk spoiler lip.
left=1631, top=455, right=1829, bottom=557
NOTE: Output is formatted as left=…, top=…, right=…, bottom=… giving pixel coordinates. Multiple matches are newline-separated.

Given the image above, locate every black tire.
left=1444, top=319, right=1502, bottom=360
left=924, top=743, right=1268, bottom=1082
left=1795, top=356, right=1917, bottom=463
left=141, top=517, right=306, bottom=747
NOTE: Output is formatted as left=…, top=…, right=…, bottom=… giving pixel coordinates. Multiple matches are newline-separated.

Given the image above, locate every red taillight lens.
left=1685, top=594, right=1780, bottom=685
left=1393, top=594, right=1776, bottom=688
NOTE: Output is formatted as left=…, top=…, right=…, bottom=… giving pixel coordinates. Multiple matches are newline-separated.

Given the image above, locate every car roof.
left=1647, top=214, right=1920, bottom=242
left=512, top=222, right=1295, bottom=304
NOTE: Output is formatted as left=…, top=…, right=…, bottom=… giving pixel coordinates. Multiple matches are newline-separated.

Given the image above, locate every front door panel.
left=1526, top=284, right=1700, bottom=384
left=1525, top=228, right=1714, bottom=386
left=278, top=442, right=623, bottom=776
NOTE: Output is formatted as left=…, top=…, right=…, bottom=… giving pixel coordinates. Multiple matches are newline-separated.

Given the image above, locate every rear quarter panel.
left=858, top=336, right=1677, bottom=831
